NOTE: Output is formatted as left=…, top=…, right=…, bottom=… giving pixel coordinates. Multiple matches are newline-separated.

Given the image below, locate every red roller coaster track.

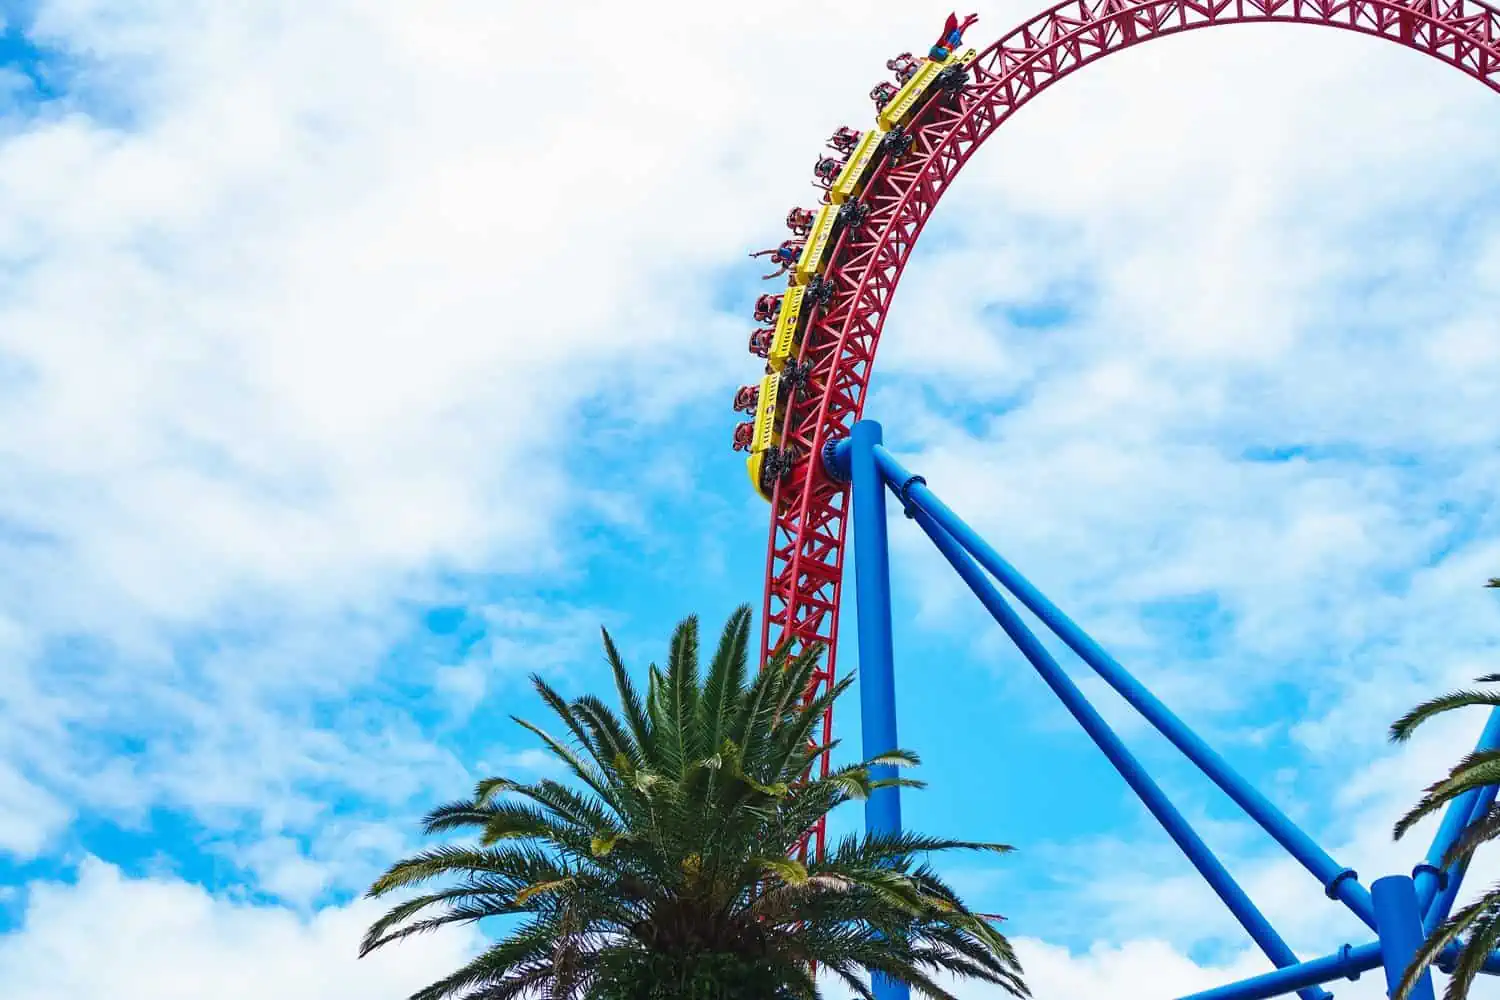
left=757, top=0, right=1500, bottom=860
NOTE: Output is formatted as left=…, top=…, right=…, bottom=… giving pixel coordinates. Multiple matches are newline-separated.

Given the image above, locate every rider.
left=748, top=240, right=803, bottom=280
left=812, top=155, right=843, bottom=190
left=870, top=81, right=898, bottom=112
left=732, top=384, right=759, bottom=414
left=886, top=52, right=921, bottom=84
left=826, top=126, right=862, bottom=154
left=748, top=327, right=775, bottom=358
left=930, top=11, right=979, bottom=59
left=754, top=294, right=782, bottom=325
left=785, top=207, right=817, bottom=236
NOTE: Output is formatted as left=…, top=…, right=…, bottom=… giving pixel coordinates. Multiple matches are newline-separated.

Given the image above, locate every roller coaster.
left=730, top=5, right=1500, bottom=1000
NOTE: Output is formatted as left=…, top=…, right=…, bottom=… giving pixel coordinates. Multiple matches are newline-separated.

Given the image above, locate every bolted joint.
left=822, top=437, right=852, bottom=483
left=837, top=200, right=869, bottom=231
left=1324, top=867, right=1360, bottom=901
left=805, top=274, right=836, bottom=308
left=1411, top=862, right=1449, bottom=890
left=936, top=64, right=970, bottom=93
left=1337, top=944, right=1361, bottom=981
left=898, top=475, right=927, bottom=518
left=880, top=126, right=915, bottom=161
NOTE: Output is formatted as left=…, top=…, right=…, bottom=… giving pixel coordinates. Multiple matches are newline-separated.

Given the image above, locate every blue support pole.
left=1373, top=876, right=1437, bottom=1000
left=1416, top=706, right=1500, bottom=929
left=902, top=498, right=1331, bottom=1000
left=865, top=442, right=1378, bottom=932
left=1175, top=943, right=1380, bottom=1000
left=849, top=421, right=909, bottom=1000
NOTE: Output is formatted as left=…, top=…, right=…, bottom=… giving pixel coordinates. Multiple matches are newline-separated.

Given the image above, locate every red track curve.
left=757, top=0, right=1500, bottom=858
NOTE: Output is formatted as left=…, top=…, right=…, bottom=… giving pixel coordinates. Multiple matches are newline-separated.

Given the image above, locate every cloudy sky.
left=1, top=0, right=1499, bottom=997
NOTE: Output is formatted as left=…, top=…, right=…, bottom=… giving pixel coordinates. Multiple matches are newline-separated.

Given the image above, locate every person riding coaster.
left=754, top=293, right=782, bottom=325
left=732, top=384, right=759, bottom=414
left=785, top=207, right=817, bottom=235
left=749, top=239, right=804, bottom=280
left=826, top=126, right=862, bottom=154
left=732, top=421, right=755, bottom=452
left=930, top=11, right=979, bottom=60
left=870, top=81, right=898, bottom=112
left=812, top=155, right=844, bottom=191
left=748, top=327, right=775, bottom=358
left=886, top=52, right=922, bottom=83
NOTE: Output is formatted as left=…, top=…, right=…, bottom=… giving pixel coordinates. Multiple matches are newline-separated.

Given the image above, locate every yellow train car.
left=830, top=126, right=886, bottom=205
left=744, top=371, right=784, bottom=501
left=878, top=47, right=978, bottom=131
left=766, top=283, right=805, bottom=372
left=792, top=204, right=838, bottom=286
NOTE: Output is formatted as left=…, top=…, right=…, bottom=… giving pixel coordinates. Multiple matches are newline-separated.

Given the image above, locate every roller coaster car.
left=827, top=127, right=863, bottom=154
left=732, top=383, right=759, bottom=414
left=879, top=47, right=978, bottom=132
left=792, top=204, right=838, bottom=286
left=786, top=207, right=817, bottom=235
left=754, top=293, right=782, bottom=325
left=870, top=81, right=899, bottom=112
left=744, top=371, right=792, bottom=500
left=766, top=284, right=806, bottom=371
left=828, top=126, right=886, bottom=205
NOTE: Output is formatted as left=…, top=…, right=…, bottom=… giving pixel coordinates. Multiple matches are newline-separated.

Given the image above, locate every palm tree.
left=1388, top=578, right=1500, bottom=1000
left=360, top=605, right=1027, bottom=1000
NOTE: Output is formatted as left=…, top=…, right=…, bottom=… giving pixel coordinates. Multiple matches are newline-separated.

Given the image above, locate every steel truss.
left=759, top=0, right=1500, bottom=865
left=820, top=420, right=1500, bottom=1000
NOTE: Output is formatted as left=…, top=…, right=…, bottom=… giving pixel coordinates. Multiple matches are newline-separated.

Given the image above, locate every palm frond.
left=1391, top=684, right=1500, bottom=743
left=603, top=627, right=655, bottom=759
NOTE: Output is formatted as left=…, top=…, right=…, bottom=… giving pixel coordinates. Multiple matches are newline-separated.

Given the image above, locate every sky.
left=0, top=0, right=1498, bottom=997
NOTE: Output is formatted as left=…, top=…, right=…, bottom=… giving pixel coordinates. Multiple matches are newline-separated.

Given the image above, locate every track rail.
left=757, top=0, right=1500, bottom=859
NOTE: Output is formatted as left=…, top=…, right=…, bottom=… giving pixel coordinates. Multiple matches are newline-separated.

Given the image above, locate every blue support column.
left=868, top=443, right=1377, bottom=932
left=848, top=421, right=908, bottom=1000
left=1373, top=876, right=1437, bottom=1000
left=902, top=498, right=1330, bottom=1000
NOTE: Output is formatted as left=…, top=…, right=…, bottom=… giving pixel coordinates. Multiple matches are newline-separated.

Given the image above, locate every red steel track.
left=758, top=0, right=1500, bottom=859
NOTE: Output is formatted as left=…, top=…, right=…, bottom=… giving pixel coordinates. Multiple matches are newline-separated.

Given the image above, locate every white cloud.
left=0, top=858, right=482, bottom=999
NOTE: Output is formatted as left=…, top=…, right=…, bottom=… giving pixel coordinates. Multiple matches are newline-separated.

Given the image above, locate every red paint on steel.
left=760, top=0, right=1500, bottom=858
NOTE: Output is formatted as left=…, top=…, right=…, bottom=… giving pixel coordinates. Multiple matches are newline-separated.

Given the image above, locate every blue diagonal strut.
left=1414, top=707, right=1500, bottom=934
left=822, top=420, right=1500, bottom=1000
left=900, top=485, right=1331, bottom=1000
left=844, top=438, right=1378, bottom=931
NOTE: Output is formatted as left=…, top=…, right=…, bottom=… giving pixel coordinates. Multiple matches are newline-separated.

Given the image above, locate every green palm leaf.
left=363, top=608, right=1027, bottom=1000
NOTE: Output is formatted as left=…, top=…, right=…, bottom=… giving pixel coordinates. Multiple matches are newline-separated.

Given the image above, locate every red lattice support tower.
left=758, top=0, right=1500, bottom=862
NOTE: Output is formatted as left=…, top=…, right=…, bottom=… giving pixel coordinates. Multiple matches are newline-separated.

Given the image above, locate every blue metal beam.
left=1373, top=876, right=1437, bottom=1000
left=1174, top=943, right=1380, bottom=1000
left=849, top=420, right=909, bottom=1000
left=856, top=439, right=1378, bottom=933
left=902, top=496, right=1330, bottom=1000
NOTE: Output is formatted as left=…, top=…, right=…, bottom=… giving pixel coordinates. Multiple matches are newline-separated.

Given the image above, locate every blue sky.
left=1, top=1, right=1499, bottom=998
